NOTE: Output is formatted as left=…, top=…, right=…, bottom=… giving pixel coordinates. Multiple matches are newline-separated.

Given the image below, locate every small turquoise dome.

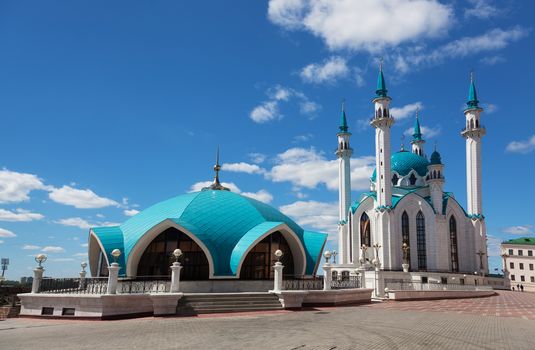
left=371, top=151, right=430, bottom=181
left=430, top=150, right=442, bottom=165
left=90, top=190, right=327, bottom=277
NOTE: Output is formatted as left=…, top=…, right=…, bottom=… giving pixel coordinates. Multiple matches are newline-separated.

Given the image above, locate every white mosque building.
left=333, top=67, right=489, bottom=278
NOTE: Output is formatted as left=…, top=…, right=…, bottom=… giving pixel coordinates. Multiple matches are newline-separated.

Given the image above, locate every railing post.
left=272, top=262, right=284, bottom=293
left=106, top=263, right=120, bottom=295
left=31, top=266, right=44, bottom=293
left=322, top=264, right=332, bottom=291
left=170, top=262, right=182, bottom=293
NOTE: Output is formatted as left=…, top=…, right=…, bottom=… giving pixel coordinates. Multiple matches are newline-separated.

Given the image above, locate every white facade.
left=336, top=69, right=488, bottom=276
left=502, top=241, right=535, bottom=292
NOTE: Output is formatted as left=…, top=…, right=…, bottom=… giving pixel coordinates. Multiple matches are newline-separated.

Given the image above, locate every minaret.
left=461, top=73, right=485, bottom=215
left=370, top=62, right=394, bottom=208
left=336, top=102, right=352, bottom=264
left=427, top=145, right=445, bottom=214
left=411, top=109, right=425, bottom=156
left=202, top=147, right=230, bottom=191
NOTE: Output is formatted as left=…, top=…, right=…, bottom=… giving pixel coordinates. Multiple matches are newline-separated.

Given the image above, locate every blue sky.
left=0, top=0, right=534, bottom=279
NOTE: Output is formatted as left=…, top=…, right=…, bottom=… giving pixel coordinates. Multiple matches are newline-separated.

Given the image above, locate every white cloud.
left=248, top=153, right=267, bottom=164
left=465, top=0, right=498, bottom=20
left=506, top=135, right=535, bottom=154
left=300, top=56, right=348, bottom=84
left=480, top=55, right=505, bottom=65
left=404, top=125, right=441, bottom=139
left=482, top=103, right=497, bottom=114
left=81, top=243, right=89, bottom=248
left=267, top=147, right=374, bottom=191
left=57, top=217, right=92, bottom=230
left=0, top=169, right=48, bottom=203
left=250, top=85, right=321, bottom=123
left=49, top=186, right=119, bottom=209
left=124, top=209, right=140, bottom=217
left=0, top=208, right=44, bottom=222
left=486, top=234, right=503, bottom=257
left=279, top=200, right=338, bottom=237
left=293, top=133, right=314, bottom=143
left=42, top=246, right=65, bottom=253
left=0, top=240, right=3, bottom=244
left=73, top=252, right=88, bottom=257
left=241, top=190, right=274, bottom=204
left=268, top=0, right=453, bottom=52
left=0, top=228, right=16, bottom=238
left=51, top=258, right=75, bottom=262
left=394, top=27, right=528, bottom=73
left=223, top=162, right=265, bottom=175
left=502, top=225, right=533, bottom=235
left=22, top=244, right=41, bottom=250
left=389, top=102, right=423, bottom=121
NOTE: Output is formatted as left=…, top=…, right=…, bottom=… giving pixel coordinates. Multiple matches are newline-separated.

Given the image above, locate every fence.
left=38, top=278, right=108, bottom=294
left=283, top=277, right=324, bottom=290
left=384, top=280, right=493, bottom=291
left=118, top=280, right=170, bottom=294
left=331, top=276, right=360, bottom=289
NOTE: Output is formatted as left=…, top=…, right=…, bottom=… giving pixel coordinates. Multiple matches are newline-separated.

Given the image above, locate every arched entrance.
left=239, top=231, right=295, bottom=279
left=136, top=227, right=210, bottom=280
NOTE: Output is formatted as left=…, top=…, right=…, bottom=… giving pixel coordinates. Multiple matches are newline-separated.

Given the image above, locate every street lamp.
left=324, top=250, right=332, bottom=264
left=476, top=250, right=485, bottom=276
left=111, top=249, right=121, bottom=264
left=1, top=258, right=8, bottom=278
left=35, top=254, right=47, bottom=268
left=332, top=250, right=337, bottom=264
left=173, top=249, right=183, bottom=263
left=274, top=249, right=283, bottom=262
left=81, top=261, right=87, bottom=272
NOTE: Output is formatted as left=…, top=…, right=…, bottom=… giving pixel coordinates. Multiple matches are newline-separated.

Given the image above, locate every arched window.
left=137, top=227, right=209, bottom=280
left=416, top=211, right=427, bottom=270
left=240, top=231, right=295, bottom=280
left=383, top=108, right=387, bottom=117
left=332, top=270, right=338, bottom=280
left=360, top=212, right=371, bottom=247
left=433, top=170, right=437, bottom=179
left=402, top=211, right=410, bottom=266
left=470, top=119, right=474, bottom=128
left=392, top=174, right=399, bottom=186
left=341, top=271, right=350, bottom=281
left=409, top=173, right=417, bottom=186
left=449, top=216, right=459, bottom=272
left=475, top=119, right=479, bottom=128
left=437, top=170, right=441, bottom=179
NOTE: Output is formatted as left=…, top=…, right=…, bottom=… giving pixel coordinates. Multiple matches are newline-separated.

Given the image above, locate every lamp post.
left=32, top=254, right=47, bottom=293
left=402, top=243, right=410, bottom=273
left=107, top=249, right=121, bottom=295
left=1, top=258, right=8, bottom=278
left=322, top=250, right=333, bottom=291
left=170, top=249, right=183, bottom=293
left=332, top=250, right=337, bottom=265
left=272, top=249, right=284, bottom=293
left=372, top=243, right=382, bottom=271
left=476, top=250, right=485, bottom=276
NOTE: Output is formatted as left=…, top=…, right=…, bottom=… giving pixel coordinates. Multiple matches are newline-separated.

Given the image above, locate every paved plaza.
left=1, top=291, right=534, bottom=350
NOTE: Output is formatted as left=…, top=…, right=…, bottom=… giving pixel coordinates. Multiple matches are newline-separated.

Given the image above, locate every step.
left=189, top=302, right=282, bottom=309
left=193, top=306, right=283, bottom=314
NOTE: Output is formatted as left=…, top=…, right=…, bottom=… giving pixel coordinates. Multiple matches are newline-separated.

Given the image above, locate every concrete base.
left=387, top=290, right=496, bottom=301
left=303, top=288, right=374, bottom=306
left=150, top=293, right=183, bottom=316
left=270, top=291, right=308, bottom=309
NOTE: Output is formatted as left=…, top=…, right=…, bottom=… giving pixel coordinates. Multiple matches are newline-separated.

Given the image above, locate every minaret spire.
left=375, top=58, right=388, bottom=98
left=202, top=147, right=230, bottom=191
left=339, top=99, right=348, bottom=132
left=467, top=71, right=480, bottom=109
left=411, top=108, right=425, bottom=156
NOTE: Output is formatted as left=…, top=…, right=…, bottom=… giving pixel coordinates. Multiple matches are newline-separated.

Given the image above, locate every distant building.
left=20, top=277, right=33, bottom=284
left=502, top=237, right=535, bottom=292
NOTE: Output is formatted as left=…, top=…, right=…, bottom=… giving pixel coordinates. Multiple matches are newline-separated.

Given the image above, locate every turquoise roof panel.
left=92, top=226, right=126, bottom=275
left=371, top=151, right=429, bottom=181
left=303, top=230, right=328, bottom=275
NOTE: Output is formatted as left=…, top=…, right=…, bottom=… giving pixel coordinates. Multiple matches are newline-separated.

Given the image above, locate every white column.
left=272, top=262, right=284, bottom=293
left=106, top=263, right=120, bottom=295
left=322, top=264, right=332, bottom=291
left=170, top=262, right=183, bottom=293
left=31, top=267, right=44, bottom=293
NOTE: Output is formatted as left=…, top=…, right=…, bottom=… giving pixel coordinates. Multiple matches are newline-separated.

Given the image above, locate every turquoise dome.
left=371, top=150, right=430, bottom=181
left=90, top=190, right=327, bottom=277
left=430, top=150, right=442, bottom=165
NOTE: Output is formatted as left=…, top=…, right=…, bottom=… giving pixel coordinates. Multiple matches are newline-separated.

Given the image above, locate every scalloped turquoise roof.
left=91, top=190, right=327, bottom=277
left=371, top=151, right=430, bottom=181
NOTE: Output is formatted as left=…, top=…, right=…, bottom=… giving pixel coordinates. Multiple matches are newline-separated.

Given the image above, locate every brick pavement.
left=364, top=291, right=535, bottom=320
left=1, top=291, right=534, bottom=350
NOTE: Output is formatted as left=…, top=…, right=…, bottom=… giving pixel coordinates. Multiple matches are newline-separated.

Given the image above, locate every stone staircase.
left=177, top=292, right=283, bottom=315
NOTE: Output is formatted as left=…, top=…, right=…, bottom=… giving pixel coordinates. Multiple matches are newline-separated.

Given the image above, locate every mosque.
left=88, top=157, right=327, bottom=282
left=333, top=66, right=489, bottom=278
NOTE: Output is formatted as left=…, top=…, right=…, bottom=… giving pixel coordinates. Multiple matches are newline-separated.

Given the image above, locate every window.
left=460, top=278, right=465, bottom=285
left=392, top=174, right=399, bottom=186
left=409, top=173, right=417, bottom=186
left=449, top=216, right=459, bottom=272
left=332, top=271, right=338, bottom=280
left=509, top=249, right=513, bottom=255
left=510, top=262, right=514, bottom=269
left=530, top=264, right=534, bottom=271
left=41, top=307, right=54, bottom=315
left=360, top=212, right=371, bottom=248
left=62, top=308, right=75, bottom=316
left=511, top=275, right=515, bottom=281
left=341, top=271, right=350, bottom=281
left=402, top=211, right=410, bottom=266
left=531, top=276, right=535, bottom=283
left=519, top=250, right=523, bottom=256
left=520, top=263, right=524, bottom=270
left=521, top=276, right=525, bottom=282
left=416, top=211, right=427, bottom=270
left=529, top=250, right=533, bottom=257
left=441, top=277, right=448, bottom=284
left=421, top=276, right=428, bottom=284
